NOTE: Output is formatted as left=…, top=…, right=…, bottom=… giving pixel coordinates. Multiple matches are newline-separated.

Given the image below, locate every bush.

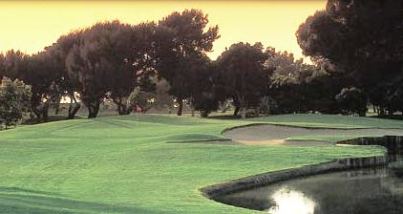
left=335, top=87, right=368, bottom=116
left=0, top=78, right=32, bottom=129
left=193, top=92, right=219, bottom=118
left=128, top=87, right=155, bottom=113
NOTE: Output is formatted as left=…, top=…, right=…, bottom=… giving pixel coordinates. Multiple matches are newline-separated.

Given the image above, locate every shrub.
left=335, top=87, right=368, bottom=116
left=0, top=78, right=32, bottom=129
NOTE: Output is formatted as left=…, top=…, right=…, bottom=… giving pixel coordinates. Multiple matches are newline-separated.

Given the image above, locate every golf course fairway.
left=0, top=114, right=402, bottom=213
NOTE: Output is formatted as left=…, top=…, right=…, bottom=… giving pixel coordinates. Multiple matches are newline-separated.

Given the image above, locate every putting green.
left=0, top=114, right=401, bottom=213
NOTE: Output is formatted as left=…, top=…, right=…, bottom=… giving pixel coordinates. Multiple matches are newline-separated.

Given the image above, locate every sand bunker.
left=223, top=125, right=403, bottom=146
left=235, top=139, right=286, bottom=146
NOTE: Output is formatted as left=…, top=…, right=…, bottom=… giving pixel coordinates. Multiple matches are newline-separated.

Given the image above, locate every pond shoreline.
left=201, top=135, right=403, bottom=200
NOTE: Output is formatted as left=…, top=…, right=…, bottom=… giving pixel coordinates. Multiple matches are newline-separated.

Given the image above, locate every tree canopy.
left=216, top=42, right=269, bottom=118
left=297, top=0, right=403, bottom=116
left=155, top=9, right=220, bottom=115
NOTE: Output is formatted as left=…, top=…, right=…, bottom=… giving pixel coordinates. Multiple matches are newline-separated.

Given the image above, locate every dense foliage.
left=0, top=78, right=31, bottom=129
left=297, top=0, right=403, bottom=117
left=156, top=9, right=219, bottom=115
left=216, top=42, right=269, bottom=118
left=336, top=87, right=368, bottom=116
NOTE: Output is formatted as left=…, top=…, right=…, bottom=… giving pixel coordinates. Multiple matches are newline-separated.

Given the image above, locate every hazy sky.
left=0, top=0, right=325, bottom=60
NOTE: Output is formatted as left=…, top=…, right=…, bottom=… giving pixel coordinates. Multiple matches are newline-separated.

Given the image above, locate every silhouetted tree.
left=385, top=78, right=403, bottom=116
left=189, top=55, right=219, bottom=117
left=66, top=21, right=137, bottom=118
left=156, top=9, right=219, bottom=116
left=216, top=42, right=269, bottom=118
left=27, top=51, right=64, bottom=121
left=266, top=50, right=306, bottom=113
left=50, top=31, right=83, bottom=119
left=266, top=50, right=341, bottom=114
left=108, top=22, right=158, bottom=115
left=296, top=0, right=403, bottom=116
left=1, top=50, right=29, bottom=80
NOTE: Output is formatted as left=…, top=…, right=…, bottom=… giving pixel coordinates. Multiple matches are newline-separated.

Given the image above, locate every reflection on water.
left=215, top=167, right=403, bottom=214
left=268, top=187, right=315, bottom=214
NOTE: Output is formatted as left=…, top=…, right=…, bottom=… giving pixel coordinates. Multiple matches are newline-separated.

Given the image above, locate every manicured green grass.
left=0, top=114, right=400, bottom=213
left=248, top=113, right=403, bottom=129
left=286, top=134, right=381, bottom=143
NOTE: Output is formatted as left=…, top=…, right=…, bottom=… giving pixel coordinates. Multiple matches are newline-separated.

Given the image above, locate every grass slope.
left=0, top=114, right=401, bottom=213
left=248, top=113, right=403, bottom=129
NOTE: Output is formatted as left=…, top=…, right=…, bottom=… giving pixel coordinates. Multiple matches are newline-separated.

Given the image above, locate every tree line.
left=1, top=1, right=402, bottom=127
left=0, top=9, right=221, bottom=121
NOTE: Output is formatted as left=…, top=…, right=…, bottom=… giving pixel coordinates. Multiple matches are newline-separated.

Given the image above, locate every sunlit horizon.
left=0, top=0, right=325, bottom=61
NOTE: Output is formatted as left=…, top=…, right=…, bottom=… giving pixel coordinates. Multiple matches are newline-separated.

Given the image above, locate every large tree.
left=186, top=53, right=217, bottom=117
left=296, top=0, right=403, bottom=115
left=155, top=9, right=219, bottom=116
left=65, top=21, right=137, bottom=118
left=216, top=42, right=269, bottom=118
left=109, top=22, right=158, bottom=115
left=49, top=31, right=84, bottom=119
left=0, top=50, right=60, bottom=121
left=267, top=50, right=311, bottom=114
left=27, top=51, right=64, bottom=121
left=265, top=50, right=341, bottom=114
left=65, top=21, right=158, bottom=118
left=1, top=50, right=29, bottom=80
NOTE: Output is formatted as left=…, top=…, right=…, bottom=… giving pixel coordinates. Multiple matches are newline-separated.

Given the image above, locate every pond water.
left=214, top=139, right=403, bottom=214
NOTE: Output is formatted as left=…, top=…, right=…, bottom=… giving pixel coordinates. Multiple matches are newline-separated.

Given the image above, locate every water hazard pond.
left=215, top=166, right=403, bottom=214
left=213, top=126, right=403, bottom=214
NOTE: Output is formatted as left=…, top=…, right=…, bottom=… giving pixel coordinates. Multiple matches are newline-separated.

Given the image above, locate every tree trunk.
left=240, top=97, right=247, bottom=119
left=68, top=102, right=81, bottom=119
left=379, top=106, right=385, bottom=117
left=233, top=106, right=240, bottom=116
left=177, top=98, right=183, bottom=116
left=67, top=94, right=81, bottom=119
left=189, top=97, right=195, bottom=117
left=32, top=100, right=49, bottom=122
left=241, top=107, right=246, bottom=119
left=42, top=102, right=49, bottom=122
left=233, top=96, right=240, bottom=117
left=113, top=97, right=130, bottom=115
left=117, top=104, right=130, bottom=115
left=32, top=108, right=42, bottom=121
left=31, top=96, right=42, bottom=121
left=88, top=101, right=100, bottom=118
left=191, top=106, right=195, bottom=117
